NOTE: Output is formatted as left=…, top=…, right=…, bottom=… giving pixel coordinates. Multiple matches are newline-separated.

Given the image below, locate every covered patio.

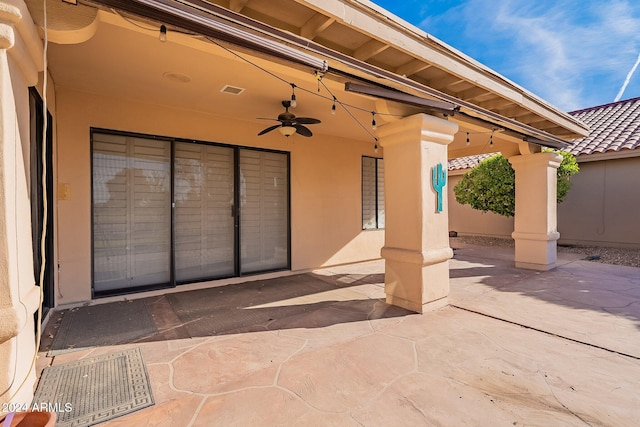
left=36, top=242, right=640, bottom=425
left=2, top=0, right=593, bottom=407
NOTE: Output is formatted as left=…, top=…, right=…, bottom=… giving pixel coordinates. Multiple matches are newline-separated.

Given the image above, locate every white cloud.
left=415, top=0, right=640, bottom=110
left=478, top=0, right=640, bottom=109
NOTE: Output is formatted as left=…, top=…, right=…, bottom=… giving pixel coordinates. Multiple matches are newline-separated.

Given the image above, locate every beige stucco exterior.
left=379, top=114, right=457, bottom=312
left=0, top=0, right=590, bottom=406
left=54, top=87, right=385, bottom=304
left=448, top=155, right=640, bottom=250
left=0, top=0, right=44, bottom=406
left=558, top=155, right=640, bottom=249
left=510, top=152, right=562, bottom=270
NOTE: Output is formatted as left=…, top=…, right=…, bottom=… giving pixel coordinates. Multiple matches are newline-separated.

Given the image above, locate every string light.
left=315, top=71, right=323, bottom=92
left=290, top=83, right=297, bottom=108
left=202, top=34, right=404, bottom=143
left=462, top=128, right=502, bottom=148
left=159, top=24, right=167, bottom=42
left=317, top=76, right=379, bottom=142
left=374, top=138, right=379, bottom=154
left=156, top=29, right=506, bottom=146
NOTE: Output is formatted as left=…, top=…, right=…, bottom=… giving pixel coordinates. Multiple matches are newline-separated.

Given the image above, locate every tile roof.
left=448, top=153, right=497, bottom=171
left=448, top=97, right=640, bottom=171
left=568, top=97, right=640, bottom=156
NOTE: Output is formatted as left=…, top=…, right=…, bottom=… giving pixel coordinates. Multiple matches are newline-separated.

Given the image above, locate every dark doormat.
left=33, top=347, right=154, bottom=427
left=49, top=300, right=157, bottom=356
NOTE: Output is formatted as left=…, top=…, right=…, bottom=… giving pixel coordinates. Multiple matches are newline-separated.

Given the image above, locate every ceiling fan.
left=257, top=100, right=321, bottom=137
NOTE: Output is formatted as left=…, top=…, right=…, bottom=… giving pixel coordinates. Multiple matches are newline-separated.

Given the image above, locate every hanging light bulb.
left=466, top=132, right=470, bottom=146
left=290, top=83, right=297, bottom=108
left=371, top=112, right=377, bottom=131
left=331, top=97, right=337, bottom=115
left=315, top=71, right=323, bottom=92
left=489, top=130, right=494, bottom=146
left=374, top=140, right=379, bottom=154
left=159, top=25, right=167, bottom=42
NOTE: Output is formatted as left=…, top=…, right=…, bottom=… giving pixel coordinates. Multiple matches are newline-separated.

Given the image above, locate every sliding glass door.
left=240, top=150, right=289, bottom=273
left=174, top=142, right=235, bottom=281
left=92, top=133, right=172, bottom=292
left=92, top=131, right=289, bottom=295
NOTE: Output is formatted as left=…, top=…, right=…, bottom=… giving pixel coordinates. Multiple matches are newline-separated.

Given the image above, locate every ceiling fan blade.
left=258, top=124, right=281, bottom=135
left=256, top=117, right=281, bottom=122
left=295, top=117, right=321, bottom=125
left=295, top=125, right=312, bottom=137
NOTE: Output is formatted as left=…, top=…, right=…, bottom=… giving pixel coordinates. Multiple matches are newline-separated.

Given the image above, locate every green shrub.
left=453, top=150, right=579, bottom=217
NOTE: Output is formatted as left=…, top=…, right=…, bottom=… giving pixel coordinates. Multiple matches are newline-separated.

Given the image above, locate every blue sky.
left=371, top=0, right=640, bottom=112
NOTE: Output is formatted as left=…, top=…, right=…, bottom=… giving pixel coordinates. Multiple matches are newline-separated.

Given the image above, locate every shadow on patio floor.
left=42, top=272, right=410, bottom=354
left=449, top=243, right=640, bottom=358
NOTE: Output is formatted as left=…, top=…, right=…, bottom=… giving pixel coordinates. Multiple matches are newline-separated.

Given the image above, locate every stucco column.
left=509, top=152, right=562, bottom=270
left=377, top=114, right=458, bottom=313
left=0, top=0, right=44, bottom=406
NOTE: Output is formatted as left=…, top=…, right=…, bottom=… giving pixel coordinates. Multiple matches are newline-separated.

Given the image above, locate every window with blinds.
left=92, top=130, right=290, bottom=295
left=362, top=156, right=385, bottom=229
left=92, top=133, right=171, bottom=292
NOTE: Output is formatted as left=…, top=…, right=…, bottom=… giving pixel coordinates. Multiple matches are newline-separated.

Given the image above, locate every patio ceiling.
left=192, top=0, right=588, bottom=138
left=27, top=0, right=589, bottom=154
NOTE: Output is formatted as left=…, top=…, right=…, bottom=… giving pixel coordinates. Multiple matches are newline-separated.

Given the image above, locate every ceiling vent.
left=221, top=85, right=245, bottom=95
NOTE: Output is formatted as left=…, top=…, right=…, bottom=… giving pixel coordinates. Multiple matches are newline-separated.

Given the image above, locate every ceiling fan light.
left=279, top=126, right=296, bottom=137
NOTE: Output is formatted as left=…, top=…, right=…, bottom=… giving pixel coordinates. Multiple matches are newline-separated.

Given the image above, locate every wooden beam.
left=353, top=39, right=389, bottom=61
left=495, top=105, right=528, bottom=119
left=479, top=97, right=515, bottom=110
left=300, top=13, right=335, bottom=40
left=228, top=0, right=249, bottom=12
left=395, top=59, right=430, bottom=77
left=430, top=74, right=465, bottom=89
left=454, top=86, right=489, bottom=102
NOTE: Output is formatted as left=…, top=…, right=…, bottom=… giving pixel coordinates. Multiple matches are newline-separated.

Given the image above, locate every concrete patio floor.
left=37, top=242, right=640, bottom=426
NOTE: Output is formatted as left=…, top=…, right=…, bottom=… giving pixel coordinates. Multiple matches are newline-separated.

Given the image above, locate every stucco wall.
left=558, top=156, right=640, bottom=248
left=0, top=0, right=49, bottom=405
left=447, top=174, right=514, bottom=238
left=54, top=87, right=384, bottom=305
left=448, top=157, right=640, bottom=249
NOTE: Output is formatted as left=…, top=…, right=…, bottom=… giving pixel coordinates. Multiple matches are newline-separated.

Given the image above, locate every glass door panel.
left=93, top=133, right=171, bottom=292
left=239, top=150, right=289, bottom=273
left=174, top=143, right=235, bottom=281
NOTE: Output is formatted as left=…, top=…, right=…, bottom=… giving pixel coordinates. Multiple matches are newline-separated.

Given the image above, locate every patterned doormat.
left=33, top=347, right=154, bottom=427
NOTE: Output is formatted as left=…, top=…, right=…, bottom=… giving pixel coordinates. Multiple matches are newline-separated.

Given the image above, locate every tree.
left=453, top=150, right=579, bottom=217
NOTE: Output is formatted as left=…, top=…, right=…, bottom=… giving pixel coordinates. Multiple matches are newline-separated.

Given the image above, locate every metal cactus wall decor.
left=432, top=162, right=446, bottom=213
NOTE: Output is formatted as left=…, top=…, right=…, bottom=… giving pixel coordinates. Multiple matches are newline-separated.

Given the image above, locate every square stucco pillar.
left=377, top=114, right=458, bottom=313
left=0, top=0, right=44, bottom=406
left=509, top=152, right=562, bottom=270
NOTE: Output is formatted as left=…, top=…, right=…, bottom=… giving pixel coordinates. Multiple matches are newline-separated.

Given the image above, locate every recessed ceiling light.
left=221, top=85, right=245, bottom=95
left=162, top=72, right=191, bottom=83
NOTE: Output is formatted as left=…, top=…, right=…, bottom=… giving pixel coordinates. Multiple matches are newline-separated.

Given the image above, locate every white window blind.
left=93, top=131, right=290, bottom=293
left=93, top=133, right=171, bottom=291
left=362, top=156, right=385, bottom=229
left=174, top=143, right=235, bottom=281
left=240, top=150, right=288, bottom=273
